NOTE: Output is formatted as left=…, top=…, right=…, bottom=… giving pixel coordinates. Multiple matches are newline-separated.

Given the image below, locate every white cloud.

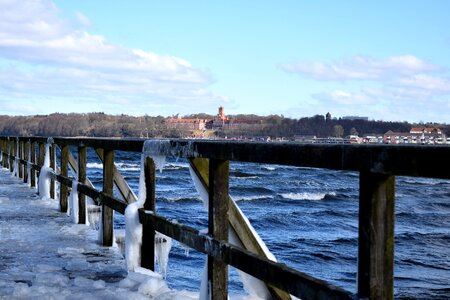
left=282, top=54, right=450, bottom=122
left=281, top=55, right=441, bottom=81
left=0, top=0, right=225, bottom=116
left=75, top=11, right=92, bottom=28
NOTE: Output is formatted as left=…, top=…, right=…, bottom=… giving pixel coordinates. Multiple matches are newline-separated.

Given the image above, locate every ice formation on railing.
left=38, top=141, right=52, bottom=200
left=125, top=140, right=174, bottom=274
left=68, top=181, right=79, bottom=224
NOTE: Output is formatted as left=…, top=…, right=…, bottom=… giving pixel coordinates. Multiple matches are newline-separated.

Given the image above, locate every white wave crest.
left=280, top=192, right=336, bottom=201
left=232, top=195, right=274, bottom=202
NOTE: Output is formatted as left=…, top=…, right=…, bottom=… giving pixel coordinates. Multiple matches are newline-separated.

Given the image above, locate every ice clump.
left=68, top=180, right=79, bottom=224
left=38, top=143, right=51, bottom=200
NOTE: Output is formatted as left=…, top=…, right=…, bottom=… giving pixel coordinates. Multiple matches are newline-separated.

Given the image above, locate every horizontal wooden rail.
left=138, top=210, right=353, bottom=300
left=6, top=136, right=450, bottom=179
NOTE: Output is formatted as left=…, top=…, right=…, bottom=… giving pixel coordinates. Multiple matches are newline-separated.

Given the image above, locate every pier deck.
left=0, top=169, right=139, bottom=299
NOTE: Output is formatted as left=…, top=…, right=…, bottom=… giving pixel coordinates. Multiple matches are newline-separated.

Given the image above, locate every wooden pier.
left=1, top=136, right=449, bottom=299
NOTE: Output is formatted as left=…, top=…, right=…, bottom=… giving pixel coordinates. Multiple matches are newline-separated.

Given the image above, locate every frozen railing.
left=1, top=136, right=449, bottom=300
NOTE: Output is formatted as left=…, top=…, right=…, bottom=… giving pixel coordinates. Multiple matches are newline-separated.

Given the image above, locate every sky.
left=0, top=0, right=449, bottom=123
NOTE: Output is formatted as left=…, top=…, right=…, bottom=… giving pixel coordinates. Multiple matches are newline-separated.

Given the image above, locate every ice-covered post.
left=18, top=140, right=23, bottom=179
left=208, top=159, right=229, bottom=300
left=358, top=171, right=395, bottom=300
left=102, top=148, right=114, bottom=246
left=30, top=141, right=36, bottom=187
left=23, top=141, right=29, bottom=184
left=78, top=144, right=87, bottom=224
left=60, top=144, right=69, bottom=213
left=141, top=156, right=156, bottom=270
left=50, top=143, right=56, bottom=199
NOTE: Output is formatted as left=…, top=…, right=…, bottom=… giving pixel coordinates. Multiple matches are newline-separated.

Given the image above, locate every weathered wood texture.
left=139, top=211, right=353, bottom=300
left=60, top=144, right=69, bottom=213
left=50, top=144, right=55, bottom=199
left=358, top=171, right=395, bottom=300
left=208, top=159, right=229, bottom=300
left=78, top=145, right=87, bottom=224
left=141, top=157, right=156, bottom=270
left=102, top=149, right=114, bottom=246
left=23, top=142, right=29, bottom=183
left=18, top=141, right=23, bottom=179
left=95, top=148, right=137, bottom=203
left=189, top=158, right=290, bottom=299
left=30, top=142, right=36, bottom=187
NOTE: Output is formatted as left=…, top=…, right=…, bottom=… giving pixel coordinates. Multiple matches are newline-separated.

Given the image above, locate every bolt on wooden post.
left=102, top=148, right=114, bottom=246
left=208, top=159, right=229, bottom=300
left=358, top=171, right=395, bottom=300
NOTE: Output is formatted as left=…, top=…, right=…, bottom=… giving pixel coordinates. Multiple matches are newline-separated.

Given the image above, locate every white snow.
left=0, top=168, right=215, bottom=299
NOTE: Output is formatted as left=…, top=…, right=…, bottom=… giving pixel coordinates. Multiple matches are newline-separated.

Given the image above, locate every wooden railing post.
left=358, top=171, right=395, bottom=300
left=30, top=142, right=36, bottom=187
left=60, top=144, right=69, bottom=212
left=10, top=139, right=15, bottom=172
left=18, top=141, right=23, bottom=179
left=141, top=157, right=156, bottom=270
left=50, top=144, right=56, bottom=199
left=23, top=141, right=29, bottom=184
left=78, top=144, right=87, bottom=224
left=102, top=148, right=114, bottom=246
left=38, top=143, right=45, bottom=167
left=208, top=159, right=229, bottom=300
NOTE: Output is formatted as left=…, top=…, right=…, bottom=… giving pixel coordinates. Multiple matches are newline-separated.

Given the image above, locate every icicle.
left=68, top=180, right=79, bottom=224
left=199, top=259, right=210, bottom=300
left=87, top=205, right=101, bottom=230
left=125, top=154, right=146, bottom=271
left=155, top=233, right=172, bottom=279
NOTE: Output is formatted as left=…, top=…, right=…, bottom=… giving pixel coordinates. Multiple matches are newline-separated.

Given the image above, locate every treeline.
left=0, top=112, right=448, bottom=138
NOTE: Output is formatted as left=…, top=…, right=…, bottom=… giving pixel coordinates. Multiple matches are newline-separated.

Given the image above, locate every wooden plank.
left=23, top=142, right=29, bottom=184
left=358, top=171, right=395, bottom=300
left=95, top=148, right=137, bottom=204
left=18, top=141, right=23, bottom=179
left=139, top=211, right=353, bottom=300
left=189, top=158, right=291, bottom=299
left=141, top=157, right=156, bottom=270
left=208, top=159, right=229, bottom=300
left=50, top=144, right=56, bottom=199
left=78, top=145, right=87, bottom=224
left=30, top=142, right=36, bottom=187
left=102, top=148, right=114, bottom=246
left=60, top=144, right=69, bottom=213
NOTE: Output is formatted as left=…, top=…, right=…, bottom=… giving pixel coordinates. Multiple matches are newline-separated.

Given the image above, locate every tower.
left=218, top=106, right=225, bottom=121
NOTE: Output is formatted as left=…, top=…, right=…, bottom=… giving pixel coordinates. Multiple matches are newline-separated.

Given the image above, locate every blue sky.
left=0, top=0, right=449, bottom=122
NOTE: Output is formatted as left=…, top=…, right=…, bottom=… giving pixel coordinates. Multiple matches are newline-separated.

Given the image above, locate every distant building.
left=166, top=115, right=207, bottom=130
left=166, top=106, right=260, bottom=132
left=383, top=127, right=446, bottom=144
left=325, top=112, right=331, bottom=122
left=342, top=116, right=369, bottom=121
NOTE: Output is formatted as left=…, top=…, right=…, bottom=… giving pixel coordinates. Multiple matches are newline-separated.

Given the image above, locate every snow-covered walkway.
left=0, top=169, right=195, bottom=299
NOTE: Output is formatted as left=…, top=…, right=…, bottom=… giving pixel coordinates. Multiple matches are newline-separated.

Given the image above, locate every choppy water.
left=78, top=148, right=449, bottom=299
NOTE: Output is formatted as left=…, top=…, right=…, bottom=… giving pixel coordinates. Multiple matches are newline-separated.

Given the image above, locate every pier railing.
left=1, top=136, right=449, bottom=300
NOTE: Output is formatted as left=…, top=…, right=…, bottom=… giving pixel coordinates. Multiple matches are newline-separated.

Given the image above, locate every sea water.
left=73, top=148, right=449, bottom=299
